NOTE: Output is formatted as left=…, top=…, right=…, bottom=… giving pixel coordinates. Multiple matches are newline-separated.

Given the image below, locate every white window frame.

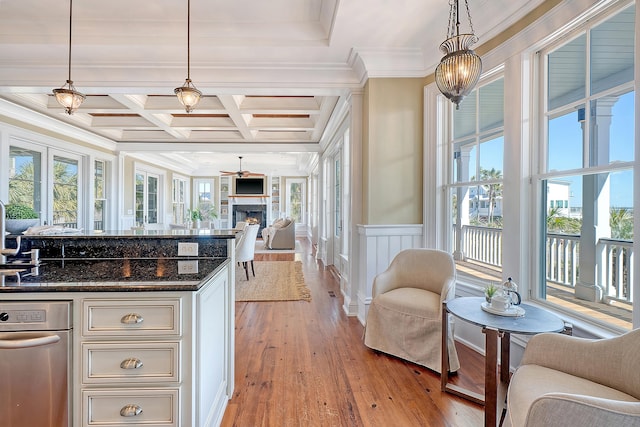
left=172, top=175, right=188, bottom=224
left=134, top=163, right=165, bottom=226
left=443, top=74, right=506, bottom=288
left=285, top=177, right=306, bottom=225
left=531, top=2, right=636, bottom=332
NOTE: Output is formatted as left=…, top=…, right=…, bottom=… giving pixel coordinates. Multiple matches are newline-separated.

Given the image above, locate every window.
left=286, top=178, right=305, bottom=224
left=172, top=177, right=187, bottom=224
left=536, top=4, right=635, bottom=331
left=135, top=171, right=160, bottom=226
left=52, top=156, right=79, bottom=228
left=334, top=155, right=341, bottom=237
left=9, top=146, right=42, bottom=218
left=447, top=77, right=505, bottom=285
left=194, top=179, right=216, bottom=222
left=94, top=160, right=106, bottom=231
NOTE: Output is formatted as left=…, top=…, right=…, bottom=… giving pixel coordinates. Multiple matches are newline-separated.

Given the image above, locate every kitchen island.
left=0, top=230, right=237, bottom=427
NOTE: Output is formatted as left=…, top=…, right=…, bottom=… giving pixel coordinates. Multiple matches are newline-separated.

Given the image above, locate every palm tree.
left=480, top=167, right=503, bottom=223
left=52, top=160, right=78, bottom=225
left=610, top=207, right=633, bottom=240
left=547, top=206, right=581, bottom=234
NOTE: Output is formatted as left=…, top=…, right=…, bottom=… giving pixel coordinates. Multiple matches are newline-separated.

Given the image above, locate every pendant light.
left=174, top=0, right=201, bottom=113
left=53, top=0, right=85, bottom=115
left=435, top=0, right=482, bottom=109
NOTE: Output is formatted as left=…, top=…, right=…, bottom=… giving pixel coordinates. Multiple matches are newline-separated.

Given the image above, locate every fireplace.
left=233, top=204, right=267, bottom=235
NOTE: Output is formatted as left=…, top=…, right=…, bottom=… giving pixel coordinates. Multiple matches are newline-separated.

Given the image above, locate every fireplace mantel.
left=229, top=196, right=269, bottom=206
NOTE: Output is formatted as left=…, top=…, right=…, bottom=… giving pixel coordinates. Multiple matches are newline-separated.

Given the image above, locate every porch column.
left=577, top=99, right=615, bottom=301
left=453, top=146, right=472, bottom=260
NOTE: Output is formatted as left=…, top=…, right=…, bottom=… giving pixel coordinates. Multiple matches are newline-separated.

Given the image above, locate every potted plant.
left=188, top=205, right=218, bottom=229
left=5, top=204, right=40, bottom=234
left=187, top=208, right=203, bottom=228
left=484, top=282, right=499, bottom=304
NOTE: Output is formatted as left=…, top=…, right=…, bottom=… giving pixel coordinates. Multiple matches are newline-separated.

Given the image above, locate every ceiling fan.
left=221, top=156, right=265, bottom=178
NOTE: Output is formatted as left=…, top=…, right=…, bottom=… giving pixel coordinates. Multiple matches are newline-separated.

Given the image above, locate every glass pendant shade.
left=435, top=0, right=482, bottom=109
left=174, top=78, right=202, bottom=113
left=53, top=0, right=85, bottom=115
left=175, top=0, right=200, bottom=113
left=53, top=80, right=86, bottom=115
left=435, top=34, right=482, bottom=109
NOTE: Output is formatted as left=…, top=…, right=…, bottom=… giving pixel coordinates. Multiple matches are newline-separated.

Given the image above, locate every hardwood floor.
left=221, top=239, right=484, bottom=427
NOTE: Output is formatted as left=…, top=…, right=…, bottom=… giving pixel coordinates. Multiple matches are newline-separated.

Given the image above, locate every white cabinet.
left=80, top=298, right=184, bottom=427
left=83, top=389, right=179, bottom=426
left=74, top=262, right=232, bottom=427
left=82, top=341, right=181, bottom=384
left=83, top=299, right=181, bottom=336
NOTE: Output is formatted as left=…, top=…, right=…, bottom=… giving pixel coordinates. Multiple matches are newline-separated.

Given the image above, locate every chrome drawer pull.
left=120, top=404, right=143, bottom=417
left=120, top=313, right=144, bottom=324
left=120, top=357, right=144, bottom=370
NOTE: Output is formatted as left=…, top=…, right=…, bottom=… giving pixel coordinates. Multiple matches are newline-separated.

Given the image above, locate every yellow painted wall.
left=362, top=78, right=424, bottom=225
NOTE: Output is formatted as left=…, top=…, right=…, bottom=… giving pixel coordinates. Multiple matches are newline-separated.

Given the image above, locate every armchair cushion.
left=505, top=329, right=640, bottom=427
left=524, top=393, right=640, bottom=427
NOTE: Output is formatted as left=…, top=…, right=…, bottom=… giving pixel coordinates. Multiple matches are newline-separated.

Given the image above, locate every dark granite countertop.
left=18, top=229, right=238, bottom=239
left=0, top=257, right=229, bottom=293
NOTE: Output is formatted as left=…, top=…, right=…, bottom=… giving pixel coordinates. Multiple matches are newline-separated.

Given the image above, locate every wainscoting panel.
left=356, top=224, right=424, bottom=324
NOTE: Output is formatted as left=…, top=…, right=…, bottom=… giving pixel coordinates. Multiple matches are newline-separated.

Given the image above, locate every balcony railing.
left=598, top=238, right=634, bottom=304
left=459, top=225, right=503, bottom=268
left=457, top=225, right=633, bottom=304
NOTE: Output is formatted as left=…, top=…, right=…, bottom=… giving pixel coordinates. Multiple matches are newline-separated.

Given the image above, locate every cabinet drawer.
left=83, top=299, right=181, bottom=336
left=83, top=388, right=179, bottom=426
left=83, top=342, right=180, bottom=384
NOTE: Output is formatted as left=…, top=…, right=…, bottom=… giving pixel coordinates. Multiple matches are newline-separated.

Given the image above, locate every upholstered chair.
left=235, top=224, right=259, bottom=281
left=504, top=329, right=640, bottom=427
left=261, top=217, right=295, bottom=249
left=364, top=248, right=460, bottom=373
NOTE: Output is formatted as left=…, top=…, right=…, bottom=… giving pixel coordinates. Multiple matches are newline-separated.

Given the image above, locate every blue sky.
left=548, top=92, right=634, bottom=208
left=479, top=91, right=634, bottom=208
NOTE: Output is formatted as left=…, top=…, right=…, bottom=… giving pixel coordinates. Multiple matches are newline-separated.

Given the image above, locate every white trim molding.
left=356, top=224, right=424, bottom=324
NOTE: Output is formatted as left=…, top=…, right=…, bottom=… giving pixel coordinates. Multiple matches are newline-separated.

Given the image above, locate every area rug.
left=235, top=261, right=311, bottom=302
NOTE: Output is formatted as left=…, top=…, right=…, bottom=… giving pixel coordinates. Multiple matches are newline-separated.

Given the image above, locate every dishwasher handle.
left=0, top=333, right=61, bottom=349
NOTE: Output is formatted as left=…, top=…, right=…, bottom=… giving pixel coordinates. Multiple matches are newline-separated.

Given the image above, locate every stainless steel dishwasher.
left=0, top=301, right=72, bottom=427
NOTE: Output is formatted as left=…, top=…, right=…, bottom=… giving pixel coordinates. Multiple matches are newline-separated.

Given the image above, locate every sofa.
left=261, top=217, right=295, bottom=249
left=504, top=329, right=640, bottom=427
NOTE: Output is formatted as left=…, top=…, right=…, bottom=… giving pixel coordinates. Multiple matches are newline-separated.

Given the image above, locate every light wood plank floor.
left=222, top=239, right=484, bottom=427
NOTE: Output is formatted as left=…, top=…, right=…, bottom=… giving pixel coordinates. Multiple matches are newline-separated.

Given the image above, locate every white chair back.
left=235, top=224, right=259, bottom=263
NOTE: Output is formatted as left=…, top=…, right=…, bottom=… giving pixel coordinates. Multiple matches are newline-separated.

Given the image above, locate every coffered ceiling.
left=0, top=0, right=545, bottom=176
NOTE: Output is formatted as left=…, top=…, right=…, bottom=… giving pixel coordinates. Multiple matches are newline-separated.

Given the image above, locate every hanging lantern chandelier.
left=434, top=0, right=482, bottom=109
left=52, top=0, right=85, bottom=115
left=174, top=0, right=201, bottom=113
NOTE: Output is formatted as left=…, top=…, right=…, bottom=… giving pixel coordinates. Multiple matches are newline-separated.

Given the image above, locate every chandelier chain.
left=67, top=0, right=74, bottom=82
left=446, top=0, right=476, bottom=40
left=187, top=0, right=191, bottom=80
left=464, top=0, right=475, bottom=36
left=446, top=0, right=456, bottom=40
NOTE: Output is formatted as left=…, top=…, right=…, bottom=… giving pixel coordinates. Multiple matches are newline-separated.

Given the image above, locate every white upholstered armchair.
left=363, top=248, right=460, bottom=373
left=505, top=329, right=640, bottom=427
